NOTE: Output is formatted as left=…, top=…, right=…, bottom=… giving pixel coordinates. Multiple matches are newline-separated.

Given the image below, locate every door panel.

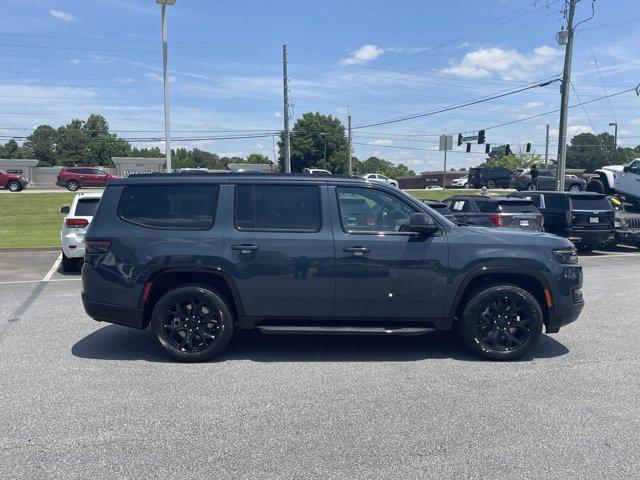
left=222, top=184, right=335, bottom=318
left=331, top=185, right=448, bottom=319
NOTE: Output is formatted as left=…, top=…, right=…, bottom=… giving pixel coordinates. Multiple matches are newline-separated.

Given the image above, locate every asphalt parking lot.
left=1, top=249, right=640, bottom=479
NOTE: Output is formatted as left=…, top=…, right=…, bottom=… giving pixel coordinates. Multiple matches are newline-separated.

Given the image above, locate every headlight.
left=553, top=246, right=578, bottom=264
left=614, top=221, right=622, bottom=228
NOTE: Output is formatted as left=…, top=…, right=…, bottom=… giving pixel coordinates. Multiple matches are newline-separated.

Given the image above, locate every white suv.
left=60, top=192, right=103, bottom=272
left=362, top=173, right=399, bottom=188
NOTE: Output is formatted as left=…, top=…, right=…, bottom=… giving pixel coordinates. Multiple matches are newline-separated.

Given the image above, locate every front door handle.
left=231, top=244, right=260, bottom=253
left=343, top=246, right=370, bottom=253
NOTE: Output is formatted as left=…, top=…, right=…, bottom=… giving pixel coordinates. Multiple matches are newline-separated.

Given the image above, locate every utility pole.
left=544, top=124, right=550, bottom=168
left=609, top=122, right=618, bottom=164
left=282, top=44, right=291, bottom=173
left=160, top=0, right=174, bottom=172
left=347, top=112, right=353, bottom=175
left=443, top=148, right=448, bottom=189
left=556, top=0, right=576, bottom=191
left=323, top=134, right=328, bottom=170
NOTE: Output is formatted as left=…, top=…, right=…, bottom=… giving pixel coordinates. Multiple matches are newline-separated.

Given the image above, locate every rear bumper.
left=568, top=229, right=614, bottom=245
left=82, top=292, right=145, bottom=329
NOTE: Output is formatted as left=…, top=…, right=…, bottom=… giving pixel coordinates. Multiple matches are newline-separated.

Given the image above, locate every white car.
left=303, top=168, right=332, bottom=176
left=362, top=173, right=399, bottom=188
left=451, top=177, right=470, bottom=188
left=425, top=184, right=444, bottom=190
left=60, top=192, right=103, bottom=272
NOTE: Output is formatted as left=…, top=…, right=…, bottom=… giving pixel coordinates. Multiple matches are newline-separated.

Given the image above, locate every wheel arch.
left=141, top=268, right=244, bottom=328
left=449, top=268, right=552, bottom=325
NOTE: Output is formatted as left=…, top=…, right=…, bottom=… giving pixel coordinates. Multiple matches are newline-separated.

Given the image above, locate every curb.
left=0, top=247, right=59, bottom=253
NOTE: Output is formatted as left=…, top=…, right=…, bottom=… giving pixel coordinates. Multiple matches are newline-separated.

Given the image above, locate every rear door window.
left=74, top=198, right=100, bottom=217
left=498, top=201, right=537, bottom=213
left=118, top=185, right=219, bottom=230
left=476, top=201, right=498, bottom=213
left=235, top=184, right=321, bottom=232
left=448, top=199, right=469, bottom=212
left=336, top=187, right=416, bottom=233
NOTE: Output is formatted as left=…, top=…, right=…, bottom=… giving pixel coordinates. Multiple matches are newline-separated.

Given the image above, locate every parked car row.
left=432, top=190, right=629, bottom=252
left=466, top=166, right=586, bottom=192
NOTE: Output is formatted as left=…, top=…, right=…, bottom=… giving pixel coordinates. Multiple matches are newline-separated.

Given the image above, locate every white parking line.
left=582, top=252, right=640, bottom=259
left=0, top=278, right=81, bottom=286
left=42, top=254, right=62, bottom=281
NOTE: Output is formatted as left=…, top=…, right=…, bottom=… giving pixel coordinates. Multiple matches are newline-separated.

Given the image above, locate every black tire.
left=7, top=181, right=22, bottom=192
left=150, top=284, right=234, bottom=362
left=66, top=180, right=80, bottom=191
left=463, top=182, right=470, bottom=189
left=487, top=180, right=496, bottom=189
left=458, top=284, right=543, bottom=361
left=526, top=183, right=535, bottom=191
left=576, top=243, right=594, bottom=253
left=568, top=183, right=582, bottom=192
left=586, top=178, right=606, bottom=194
left=61, top=253, right=79, bottom=272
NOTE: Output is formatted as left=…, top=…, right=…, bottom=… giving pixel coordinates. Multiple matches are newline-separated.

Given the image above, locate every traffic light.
left=485, top=144, right=491, bottom=154
left=478, top=129, right=485, bottom=144
left=526, top=142, right=532, bottom=153
left=457, top=133, right=463, bottom=146
left=466, top=142, right=471, bottom=153
left=505, top=144, right=511, bottom=155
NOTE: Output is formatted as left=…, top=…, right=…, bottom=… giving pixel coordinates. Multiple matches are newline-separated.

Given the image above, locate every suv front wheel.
left=458, top=284, right=543, bottom=360
left=151, top=284, right=234, bottom=362
left=66, top=180, right=80, bottom=191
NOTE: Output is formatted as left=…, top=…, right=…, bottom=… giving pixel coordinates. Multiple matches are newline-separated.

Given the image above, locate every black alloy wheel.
left=458, top=284, right=543, bottom=360
left=487, top=180, right=497, bottom=189
left=151, top=285, right=234, bottom=362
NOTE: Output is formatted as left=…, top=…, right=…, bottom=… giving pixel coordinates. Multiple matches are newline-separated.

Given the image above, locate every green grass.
left=405, top=189, right=510, bottom=202
left=0, top=192, right=75, bottom=248
left=0, top=188, right=512, bottom=248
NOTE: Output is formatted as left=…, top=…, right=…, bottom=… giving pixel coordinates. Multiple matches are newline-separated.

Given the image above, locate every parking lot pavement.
left=1, top=250, right=640, bottom=479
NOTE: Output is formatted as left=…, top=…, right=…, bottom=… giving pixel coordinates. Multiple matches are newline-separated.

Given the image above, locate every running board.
left=257, top=325, right=435, bottom=336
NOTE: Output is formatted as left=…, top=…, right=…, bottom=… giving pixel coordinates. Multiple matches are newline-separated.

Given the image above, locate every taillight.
left=540, top=216, right=545, bottom=227
left=66, top=218, right=89, bottom=228
left=488, top=215, right=503, bottom=227
left=516, top=173, right=524, bottom=179
left=85, top=241, right=111, bottom=254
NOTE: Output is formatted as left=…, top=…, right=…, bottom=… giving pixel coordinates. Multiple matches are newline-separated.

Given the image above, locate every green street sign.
left=462, top=135, right=478, bottom=142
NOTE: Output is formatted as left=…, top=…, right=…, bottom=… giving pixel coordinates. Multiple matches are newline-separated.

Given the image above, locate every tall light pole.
left=609, top=122, right=618, bottom=164
left=157, top=0, right=176, bottom=172
left=282, top=45, right=291, bottom=173
left=556, top=0, right=576, bottom=191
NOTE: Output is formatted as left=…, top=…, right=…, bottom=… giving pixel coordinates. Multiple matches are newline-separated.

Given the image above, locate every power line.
left=352, top=78, right=560, bottom=129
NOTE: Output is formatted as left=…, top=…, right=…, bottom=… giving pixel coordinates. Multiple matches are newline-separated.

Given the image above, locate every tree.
left=246, top=153, right=272, bottom=164
left=481, top=145, right=539, bottom=170
left=356, top=156, right=415, bottom=178
left=278, top=112, right=349, bottom=173
left=0, top=139, right=31, bottom=159
left=566, top=132, right=623, bottom=172
left=24, top=125, right=57, bottom=166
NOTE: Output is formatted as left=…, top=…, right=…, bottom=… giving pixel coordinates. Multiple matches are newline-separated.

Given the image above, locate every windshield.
left=498, top=202, right=538, bottom=214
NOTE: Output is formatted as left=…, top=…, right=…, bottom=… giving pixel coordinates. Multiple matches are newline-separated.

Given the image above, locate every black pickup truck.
left=509, top=191, right=614, bottom=252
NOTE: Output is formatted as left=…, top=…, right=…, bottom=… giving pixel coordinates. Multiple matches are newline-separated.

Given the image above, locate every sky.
left=1, top=0, right=639, bottom=172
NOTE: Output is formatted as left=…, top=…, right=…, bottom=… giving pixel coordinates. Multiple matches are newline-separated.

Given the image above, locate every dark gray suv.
left=82, top=173, right=584, bottom=362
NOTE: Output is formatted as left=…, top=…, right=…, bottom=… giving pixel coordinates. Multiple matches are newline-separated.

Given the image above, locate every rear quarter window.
left=571, top=196, right=611, bottom=211
left=118, top=185, right=219, bottom=230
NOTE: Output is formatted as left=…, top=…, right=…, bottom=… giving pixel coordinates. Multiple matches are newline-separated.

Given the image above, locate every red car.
left=56, top=167, right=120, bottom=191
left=0, top=169, right=29, bottom=192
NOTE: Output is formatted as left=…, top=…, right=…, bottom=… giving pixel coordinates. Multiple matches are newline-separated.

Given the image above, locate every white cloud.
left=273, top=112, right=282, bottom=118
left=523, top=101, right=544, bottom=109
left=369, top=139, right=394, bottom=146
left=549, top=125, right=595, bottom=137
left=144, top=72, right=176, bottom=83
left=341, top=45, right=385, bottom=65
left=441, top=45, right=563, bottom=81
left=69, top=59, right=80, bottom=65
left=630, top=119, right=640, bottom=126
left=49, top=9, right=75, bottom=22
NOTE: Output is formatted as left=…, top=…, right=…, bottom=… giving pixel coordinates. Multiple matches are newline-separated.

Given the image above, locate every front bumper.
left=545, top=265, right=584, bottom=333
left=615, top=229, right=640, bottom=246
left=82, top=292, right=145, bottom=329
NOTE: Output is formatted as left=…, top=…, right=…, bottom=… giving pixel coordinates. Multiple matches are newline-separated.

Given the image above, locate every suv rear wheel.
left=151, top=284, right=234, bottom=362
left=458, top=284, right=543, bottom=360
left=487, top=180, right=497, bottom=189
left=66, top=180, right=80, bottom=191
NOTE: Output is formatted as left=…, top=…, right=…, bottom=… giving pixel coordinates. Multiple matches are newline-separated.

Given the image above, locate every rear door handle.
left=231, top=244, right=260, bottom=253
left=343, top=246, right=370, bottom=253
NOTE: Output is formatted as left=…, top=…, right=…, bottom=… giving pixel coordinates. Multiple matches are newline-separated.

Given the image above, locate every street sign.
left=462, top=135, right=478, bottom=142
left=439, top=135, right=453, bottom=151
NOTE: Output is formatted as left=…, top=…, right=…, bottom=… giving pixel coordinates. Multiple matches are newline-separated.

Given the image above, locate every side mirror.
left=60, top=206, right=70, bottom=214
left=623, top=166, right=629, bottom=173
left=408, top=212, right=438, bottom=235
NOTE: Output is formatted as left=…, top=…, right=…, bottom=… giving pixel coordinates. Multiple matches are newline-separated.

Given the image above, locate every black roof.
left=509, top=190, right=606, bottom=199
left=422, top=199, right=448, bottom=207
left=111, top=172, right=371, bottom=187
